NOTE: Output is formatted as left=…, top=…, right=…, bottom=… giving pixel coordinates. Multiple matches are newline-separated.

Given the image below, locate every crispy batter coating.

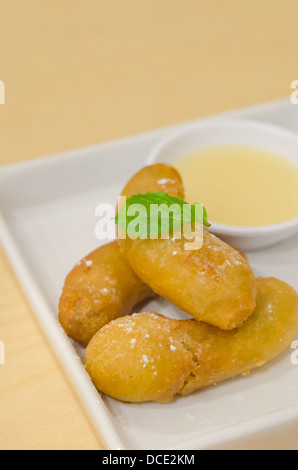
left=85, top=278, right=298, bottom=403
left=120, top=164, right=257, bottom=330
left=58, top=242, right=153, bottom=344
left=121, top=163, right=185, bottom=200
left=58, top=164, right=183, bottom=344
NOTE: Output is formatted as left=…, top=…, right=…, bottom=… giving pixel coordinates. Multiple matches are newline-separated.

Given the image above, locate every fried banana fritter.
left=58, top=241, right=153, bottom=344
left=85, top=278, right=298, bottom=403
left=120, top=164, right=257, bottom=330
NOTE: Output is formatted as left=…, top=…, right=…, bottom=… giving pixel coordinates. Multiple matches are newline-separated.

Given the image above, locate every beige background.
left=0, top=0, right=297, bottom=450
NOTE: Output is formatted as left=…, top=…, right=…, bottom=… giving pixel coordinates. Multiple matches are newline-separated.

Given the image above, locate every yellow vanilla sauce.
left=174, top=145, right=298, bottom=227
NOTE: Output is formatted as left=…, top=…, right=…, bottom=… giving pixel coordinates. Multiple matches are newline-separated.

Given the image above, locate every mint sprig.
left=115, top=192, right=210, bottom=239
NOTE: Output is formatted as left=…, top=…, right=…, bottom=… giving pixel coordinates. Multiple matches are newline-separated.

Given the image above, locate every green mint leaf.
left=115, top=192, right=210, bottom=239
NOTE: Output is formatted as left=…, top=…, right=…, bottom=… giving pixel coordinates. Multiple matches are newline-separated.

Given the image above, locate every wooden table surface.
left=0, top=0, right=297, bottom=450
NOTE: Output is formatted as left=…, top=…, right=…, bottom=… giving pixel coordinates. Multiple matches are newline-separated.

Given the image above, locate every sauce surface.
left=174, top=145, right=298, bottom=227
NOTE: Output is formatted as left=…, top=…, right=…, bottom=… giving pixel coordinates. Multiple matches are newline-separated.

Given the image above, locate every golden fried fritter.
left=58, top=241, right=153, bottom=344
left=121, top=163, right=185, bottom=200
left=85, top=278, right=298, bottom=403
left=58, top=164, right=183, bottom=344
left=120, top=164, right=256, bottom=330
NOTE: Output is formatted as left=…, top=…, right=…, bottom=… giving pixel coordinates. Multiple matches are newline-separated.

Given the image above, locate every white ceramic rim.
left=146, top=118, right=298, bottom=236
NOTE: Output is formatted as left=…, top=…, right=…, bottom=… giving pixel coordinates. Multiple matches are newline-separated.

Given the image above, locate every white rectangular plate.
left=1, top=99, right=298, bottom=450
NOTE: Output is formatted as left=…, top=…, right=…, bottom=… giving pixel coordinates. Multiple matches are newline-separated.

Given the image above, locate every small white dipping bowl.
left=146, top=119, right=298, bottom=251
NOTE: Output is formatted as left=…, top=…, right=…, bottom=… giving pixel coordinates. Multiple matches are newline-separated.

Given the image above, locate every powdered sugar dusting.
left=142, top=355, right=149, bottom=367
left=157, top=178, right=176, bottom=185
left=84, top=259, right=93, bottom=267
